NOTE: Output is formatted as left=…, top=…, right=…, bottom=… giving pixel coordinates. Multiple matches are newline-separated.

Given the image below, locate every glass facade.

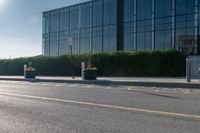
left=43, top=0, right=117, bottom=56
left=123, top=0, right=200, bottom=55
left=43, top=0, right=200, bottom=56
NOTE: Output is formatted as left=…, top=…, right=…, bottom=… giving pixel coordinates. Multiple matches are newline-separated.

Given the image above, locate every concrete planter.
left=83, top=69, right=97, bottom=80
left=24, top=71, right=35, bottom=79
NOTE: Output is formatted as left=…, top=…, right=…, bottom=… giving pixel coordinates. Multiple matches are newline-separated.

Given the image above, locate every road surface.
left=0, top=80, right=199, bottom=133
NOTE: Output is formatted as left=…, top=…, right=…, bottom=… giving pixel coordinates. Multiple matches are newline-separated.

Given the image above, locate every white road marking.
left=105, top=86, right=112, bottom=89
left=55, top=83, right=66, bottom=87
left=87, top=84, right=95, bottom=88
left=55, top=84, right=60, bottom=86
left=0, top=81, right=33, bottom=86
left=128, top=87, right=200, bottom=95
left=38, top=83, right=50, bottom=86
left=69, top=84, right=79, bottom=87
left=0, top=91, right=199, bottom=120
left=56, top=83, right=71, bottom=87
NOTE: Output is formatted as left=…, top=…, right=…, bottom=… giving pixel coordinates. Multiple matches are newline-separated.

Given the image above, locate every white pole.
left=82, top=62, right=85, bottom=80
left=24, top=64, right=27, bottom=78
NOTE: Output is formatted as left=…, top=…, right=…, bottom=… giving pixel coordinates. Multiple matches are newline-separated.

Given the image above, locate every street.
left=0, top=80, right=199, bottom=133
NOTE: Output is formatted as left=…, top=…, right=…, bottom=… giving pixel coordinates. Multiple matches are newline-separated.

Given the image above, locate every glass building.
left=43, top=0, right=200, bottom=56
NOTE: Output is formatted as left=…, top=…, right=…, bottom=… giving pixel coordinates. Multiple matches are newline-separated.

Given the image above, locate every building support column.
left=57, top=10, right=61, bottom=56
left=102, top=0, right=104, bottom=52
left=194, top=0, right=199, bottom=54
left=117, top=0, right=124, bottom=51
left=78, top=6, right=81, bottom=53
left=172, top=0, right=176, bottom=49
left=133, top=0, right=137, bottom=50
left=151, top=0, right=155, bottom=50
left=90, top=3, right=93, bottom=53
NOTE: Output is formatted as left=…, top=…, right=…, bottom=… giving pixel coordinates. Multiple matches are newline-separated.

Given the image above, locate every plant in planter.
left=83, top=57, right=97, bottom=80
left=24, top=62, right=36, bottom=79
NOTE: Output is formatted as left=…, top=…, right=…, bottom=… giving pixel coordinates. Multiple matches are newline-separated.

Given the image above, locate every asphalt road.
left=0, top=80, right=199, bottom=133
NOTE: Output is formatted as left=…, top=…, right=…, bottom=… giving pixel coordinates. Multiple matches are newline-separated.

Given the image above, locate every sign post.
left=68, top=38, right=74, bottom=79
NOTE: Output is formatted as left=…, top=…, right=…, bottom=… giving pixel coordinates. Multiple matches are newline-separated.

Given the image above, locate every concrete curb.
left=0, top=77, right=199, bottom=89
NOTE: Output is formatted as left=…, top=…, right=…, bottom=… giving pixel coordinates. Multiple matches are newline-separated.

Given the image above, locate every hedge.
left=0, top=50, right=186, bottom=77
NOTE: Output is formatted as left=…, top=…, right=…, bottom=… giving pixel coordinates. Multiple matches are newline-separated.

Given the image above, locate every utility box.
left=188, top=56, right=200, bottom=79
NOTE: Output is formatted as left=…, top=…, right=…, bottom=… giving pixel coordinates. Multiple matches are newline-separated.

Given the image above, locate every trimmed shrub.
left=0, top=50, right=186, bottom=77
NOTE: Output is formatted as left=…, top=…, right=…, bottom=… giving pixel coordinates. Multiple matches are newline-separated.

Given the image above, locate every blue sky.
left=0, top=0, right=90, bottom=58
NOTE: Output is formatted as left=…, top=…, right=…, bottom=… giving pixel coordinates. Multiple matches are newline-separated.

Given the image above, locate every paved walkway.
left=0, top=76, right=199, bottom=83
left=100, top=77, right=200, bottom=83
left=0, top=76, right=199, bottom=89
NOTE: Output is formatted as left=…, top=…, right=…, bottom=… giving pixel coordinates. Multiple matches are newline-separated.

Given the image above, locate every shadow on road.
left=140, top=91, right=182, bottom=99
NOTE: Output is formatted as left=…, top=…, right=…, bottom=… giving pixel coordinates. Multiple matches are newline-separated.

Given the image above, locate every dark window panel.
left=124, top=0, right=134, bottom=22
left=155, top=0, right=172, bottom=18
left=59, top=8, right=69, bottom=31
left=176, top=0, right=195, bottom=15
left=137, top=0, right=152, bottom=20
left=70, top=6, right=79, bottom=30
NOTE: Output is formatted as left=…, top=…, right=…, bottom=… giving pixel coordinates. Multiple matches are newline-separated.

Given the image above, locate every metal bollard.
left=24, top=64, right=27, bottom=78
left=81, top=62, right=85, bottom=80
left=198, top=67, right=200, bottom=77
left=186, top=58, right=191, bottom=82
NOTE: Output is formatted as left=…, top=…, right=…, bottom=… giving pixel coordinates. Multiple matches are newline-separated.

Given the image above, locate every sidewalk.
left=0, top=76, right=199, bottom=89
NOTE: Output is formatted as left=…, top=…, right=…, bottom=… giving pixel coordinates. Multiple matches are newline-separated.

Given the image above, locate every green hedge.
left=0, top=50, right=186, bottom=77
